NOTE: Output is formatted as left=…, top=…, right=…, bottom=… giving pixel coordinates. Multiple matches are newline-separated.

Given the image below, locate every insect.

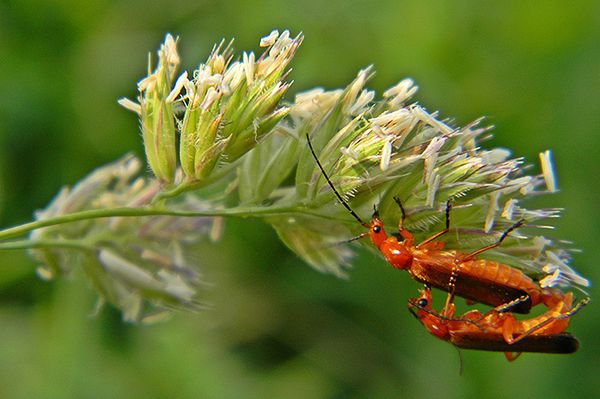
left=306, top=133, right=565, bottom=313
left=407, top=286, right=588, bottom=361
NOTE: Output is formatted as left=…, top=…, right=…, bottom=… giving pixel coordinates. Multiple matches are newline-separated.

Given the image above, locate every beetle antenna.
left=455, top=347, right=465, bottom=376
left=306, top=133, right=367, bottom=227
left=322, top=232, right=370, bottom=249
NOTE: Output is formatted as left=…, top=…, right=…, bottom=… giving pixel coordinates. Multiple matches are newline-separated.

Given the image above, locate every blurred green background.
left=1, top=1, right=599, bottom=398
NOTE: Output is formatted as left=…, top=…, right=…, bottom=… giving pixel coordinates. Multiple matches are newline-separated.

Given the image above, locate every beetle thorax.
left=380, top=239, right=413, bottom=269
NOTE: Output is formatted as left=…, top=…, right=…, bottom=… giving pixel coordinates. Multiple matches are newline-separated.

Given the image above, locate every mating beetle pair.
left=307, top=133, right=588, bottom=360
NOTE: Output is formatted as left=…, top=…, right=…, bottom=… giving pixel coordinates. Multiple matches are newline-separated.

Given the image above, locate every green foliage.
left=1, top=2, right=599, bottom=398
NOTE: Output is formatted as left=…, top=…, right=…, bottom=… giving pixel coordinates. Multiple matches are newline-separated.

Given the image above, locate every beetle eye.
left=417, top=299, right=428, bottom=307
left=373, top=225, right=381, bottom=233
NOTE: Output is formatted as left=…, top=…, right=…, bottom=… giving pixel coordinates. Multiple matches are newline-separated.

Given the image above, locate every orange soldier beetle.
left=407, top=286, right=589, bottom=360
left=306, top=133, right=565, bottom=313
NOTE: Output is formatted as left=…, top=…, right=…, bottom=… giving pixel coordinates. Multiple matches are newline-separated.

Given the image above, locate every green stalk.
left=0, top=205, right=328, bottom=242
left=0, top=239, right=94, bottom=251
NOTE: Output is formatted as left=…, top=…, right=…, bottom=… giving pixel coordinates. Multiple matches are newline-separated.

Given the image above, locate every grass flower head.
left=15, top=30, right=588, bottom=321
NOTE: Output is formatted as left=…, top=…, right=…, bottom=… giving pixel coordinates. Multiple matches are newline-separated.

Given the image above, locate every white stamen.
left=137, top=75, right=156, bottom=92
left=383, top=78, right=418, bottom=103
left=484, top=191, right=499, bottom=233
left=423, top=152, right=438, bottom=183
left=349, top=89, right=374, bottom=115
left=422, top=136, right=447, bottom=159
left=158, top=270, right=195, bottom=302
left=545, top=250, right=590, bottom=287
left=380, top=139, right=392, bottom=171
left=118, top=98, right=142, bottom=115
left=344, top=67, right=373, bottom=113
left=269, top=30, right=291, bottom=57
left=369, top=109, right=414, bottom=143
left=539, top=150, right=558, bottom=192
left=501, top=198, right=518, bottom=220
left=426, top=172, right=441, bottom=207
left=223, top=62, right=244, bottom=89
left=340, top=146, right=361, bottom=161
left=260, top=30, right=279, bottom=47
left=36, top=266, right=54, bottom=281
left=413, top=106, right=454, bottom=136
left=483, top=148, right=511, bottom=164
left=99, top=250, right=162, bottom=290
left=539, top=269, right=562, bottom=288
left=160, top=34, right=180, bottom=66
left=370, top=124, right=386, bottom=138
left=166, top=72, right=189, bottom=103
left=212, top=54, right=225, bottom=74
left=200, top=87, right=220, bottom=110
left=243, top=52, right=255, bottom=85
